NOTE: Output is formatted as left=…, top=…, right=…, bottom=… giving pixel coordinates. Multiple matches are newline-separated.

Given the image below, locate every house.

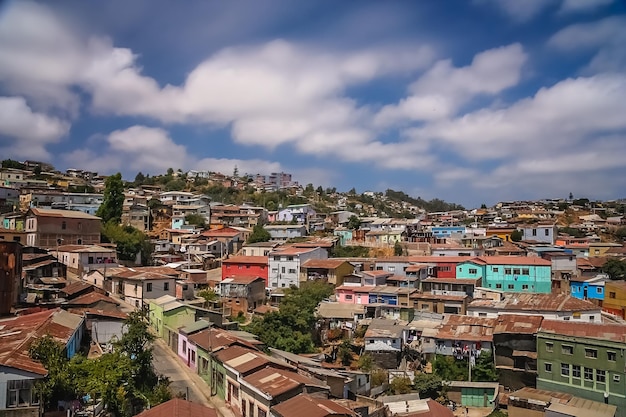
left=271, top=394, right=357, bottom=417
left=121, top=203, right=150, bottom=232
left=434, top=315, right=495, bottom=359
left=268, top=246, right=327, bottom=288
left=239, top=241, right=279, bottom=257
left=364, top=318, right=407, bottom=369
left=56, top=244, right=118, bottom=275
left=603, top=280, right=626, bottom=319
left=343, top=270, right=393, bottom=287
left=148, top=295, right=195, bottom=341
left=316, top=302, right=366, bottom=341
left=201, top=227, right=249, bottom=256
left=22, top=251, right=66, bottom=288
left=589, top=242, right=623, bottom=257
left=536, top=320, right=626, bottom=416
left=569, top=274, right=608, bottom=304
left=216, top=276, right=266, bottom=317
left=364, top=230, right=403, bottom=246
left=493, top=314, right=543, bottom=390
left=221, top=256, right=269, bottom=286
left=24, top=207, right=101, bottom=248
left=109, top=267, right=178, bottom=309
left=177, top=319, right=211, bottom=370
left=61, top=280, right=105, bottom=300
left=457, top=256, right=552, bottom=294
left=135, top=398, right=217, bottom=417
left=276, top=204, right=316, bottom=224
left=420, top=277, right=481, bottom=297
left=467, top=293, right=602, bottom=322
left=64, top=291, right=120, bottom=312
left=335, top=285, right=375, bottom=305
left=264, top=224, right=308, bottom=241
left=409, top=256, right=471, bottom=279
left=300, top=259, right=354, bottom=286
left=240, top=366, right=329, bottom=417
left=410, top=291, right=469, bottom=315
left=518, top=223, right=556, bottom=244
left=383, top=397, right=454, bottom=417
left=506, top=387, right=616, bottom=417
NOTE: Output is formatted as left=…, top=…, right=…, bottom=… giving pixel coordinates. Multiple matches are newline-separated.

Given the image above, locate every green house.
left=537, top=320, right=626, bottom=416
left=148, top=295, right=195, bottom=347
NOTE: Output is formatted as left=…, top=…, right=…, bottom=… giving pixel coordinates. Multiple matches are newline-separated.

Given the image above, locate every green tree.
left=198, top=288, right=218, bottom=306
left=28, top=335, right=74, bottom=409
left=394, top=241, right=404, bottom=256
left=510, top=229, right=523, bottom=242
left=134, top=172, right=146, bottom=186
left=389, top=376, right=413, bottom=395
left=413, top=373, right=443, bottom=400
left=347, top=215, right=361, bottom=230
left=433, top=355, right=468, bottom=381
left=338, top=340, right=353, bottom=366
left=247, top=224, right=271, bottom=243
left=357, top=354, right=373, bottom=372
left=185, top=213, right=207, bottom=228
left=245, top=281, right=334, bottom=353
left=615, top=226, right=626, bottom=241
left=102, top=223, right=152, bottom=264
left=1, top=159, right=26, bottom=169
left=331, top=245, right=370, bottom=257
left=602, top=258, right=626, bottom=280
left=96, top=172, right=125, bottom=224
left=472, top=351, right=498, bottom=382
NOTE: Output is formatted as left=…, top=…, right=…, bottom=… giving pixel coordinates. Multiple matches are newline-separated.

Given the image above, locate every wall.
left=0, top=367, right=40, bottom=410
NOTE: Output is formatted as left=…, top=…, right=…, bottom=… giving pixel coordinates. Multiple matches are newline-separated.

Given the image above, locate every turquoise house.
left=333, top=228, right=353, bottom=246
left=456, top=256, right=552, bottom=293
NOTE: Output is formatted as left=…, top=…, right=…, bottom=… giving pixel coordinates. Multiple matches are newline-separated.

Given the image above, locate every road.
left=151, top=338, right=213, bottom=407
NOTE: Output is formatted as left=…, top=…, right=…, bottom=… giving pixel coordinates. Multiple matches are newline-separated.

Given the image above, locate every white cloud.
left=0, top=96, right=70, bottom=159
left=474, top=0, right=558, bottom=22
left=559, top=0, right=613, bottom=13
left=375, top=44, right=527, bottom=125
left=549, top=16, right=626, bottom=73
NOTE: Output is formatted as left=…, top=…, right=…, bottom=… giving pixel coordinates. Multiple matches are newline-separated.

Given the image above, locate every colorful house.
left=603, top=280, right=626, bottom=319
left=299, top=258, right=354, bottom=286
left=148, top=295, right=195, bottom=346
left=335, top=285, right=375, bottom=304
left=177, top=319, right=211, bottom=371
left=221, top=256, right=269, bottom=286
left=409, top=256, right=472, bottom=279
left=570, top=274, right=608, bottom=304
left=457, top=256, right=552, bottom=293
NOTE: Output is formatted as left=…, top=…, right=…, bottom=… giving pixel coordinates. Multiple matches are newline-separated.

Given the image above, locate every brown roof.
left=468, top=293, right=600, bottom=312
left=436, top=315, right=496, bottom=342
left=243, top=366, right=321, bottom=398
left=577, top=257, right=608, bottom=269
left=61, top=281, right=95, bottom=296
left=213, top=345, right=287, bottom=375
left=220, top=276, right=265, bottom=285
left=408, top=256, right=474, bottom=264
left=539, top=320, right=626, bottom=343
left=188, top=328, right=262, bottom=353
left=410, top=292, right=468, bottom=302
left=301, top=259, right=350, bottom=269
left=29, top=207, right=101, bottom=220
left=135, top=398, right=217, bottom=417
left=362, top=270, right=393, bottom=277
left=56, top=244, right=115, bottom=253
left=421, top=277, right=480, bottom=284
left=493, top=314, right=543, bottom=334
left=270, top=246, right=320, bottom=256
left=271, top=394, right=356, bottom=417
left=65, top=292, right=119, bottom=307
left=222, top=256, right=268, bottom=265
left=111, top=267, right=177, bottom=280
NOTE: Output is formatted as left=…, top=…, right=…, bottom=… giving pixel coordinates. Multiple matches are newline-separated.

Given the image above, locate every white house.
left=518, top=223, right=556, bottom=245
left=109, top=267, right=178, bottom=309
left=268, top=246, right=327, bottom=288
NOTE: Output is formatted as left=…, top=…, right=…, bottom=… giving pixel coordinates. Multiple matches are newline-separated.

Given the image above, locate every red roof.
left=0, top=310, right=54, bottom=375
left=62, top=281, right=95, bottom=296
left=135, top=398, right=217, bottom=417
left=271, top=394, right=356, bottom=417
left=539, top=320, right=626, bottom=343
left=301, top=259, right=350, bottom=269
left=409, top=256, right=473, bottom=263
left=461, top=256, right=551, bottom=266
left=65, top=292, right=120, bottom=307
left=270, top=246, right=320, bottom=256
left=243, top=367, right=321, bottom=397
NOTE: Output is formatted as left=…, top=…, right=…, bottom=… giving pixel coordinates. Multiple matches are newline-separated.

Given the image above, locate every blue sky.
left=1, top=0, right=625, bottom=207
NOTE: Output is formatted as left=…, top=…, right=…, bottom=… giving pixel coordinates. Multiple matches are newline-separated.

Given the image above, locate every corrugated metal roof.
left=436, top=315, right=495, bottom=342
left=271, top=394, right=356, bottom=417
left=494, top=314, right=543, bottom=334
left=539, top=320, right=626, bottom=343
left=243, top=367, right=321, bottom=398
left=135, top=398, right=217, bottom=417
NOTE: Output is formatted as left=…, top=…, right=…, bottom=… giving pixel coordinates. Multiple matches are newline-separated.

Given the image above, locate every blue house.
left=570, top=274, right=608, bottom=302
left=456, top=256, right=552, bottom=293
left=431, top=226, right=465, bottom=239
left=333, top=227, right=353, bottom=246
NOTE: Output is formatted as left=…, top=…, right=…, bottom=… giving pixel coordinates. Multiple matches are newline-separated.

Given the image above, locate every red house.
left=409, top=256, right=471, bottom=279
left=221, top=256, right=269, bottom=286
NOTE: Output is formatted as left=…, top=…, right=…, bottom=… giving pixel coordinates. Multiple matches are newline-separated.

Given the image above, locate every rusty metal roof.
left=0, top=309, right=54, bottom=375
left=436, top=314, right=495, bottom=342
left=271, top=394, right=356, bottom=417
left=301, top=259, right=350, bottom=269
left=135, top=398, right=217, bottom=417
left=64, top=292, right=119, bottom=307
left=61, top=281, right=94, bottom=296
left=243, top=367, right=323, bottom=398
left=494, top=314, right=543, bottom=334
left=539, top=320, right=626, bottom=343
left=188, top=328, right=262, bottom=353
left=468, top=293, right=600, bottom=312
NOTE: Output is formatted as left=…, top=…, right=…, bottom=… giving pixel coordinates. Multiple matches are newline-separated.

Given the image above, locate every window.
left=249, top=401, right=254, bottom=417
left=508, top=284, right=514, bottom=289
left=597, top=370, right=606, bottom=383
left=505, top=268, right=512, bottom=275
left=561, top=363, right=569, bottom=376
left=545, top=363, right=552, bottom=372
left=467, top=268, right=477, bottom=274
left=7, top=380, right=37, bottom=407
left=608, top=351, right=617, bottom=361
left=88, top=256, right=94, bottom=264
left=182, top=340, right=187, bottom=353
left=288, top=268, right=296, bottom=274
left=493, top=267, right=499, bottom=272
left=522, top=268, right=529, bottom=275
left=146, top=283, right=153, bottom=292
left=388, top=266, right=395, bottom=272
left=495, top=284, right=502, bottom=289
left=589, top=315, right=595, bottom=322
left=164, top=282, right=169, bottom=291
left=545, top=229, right=550, bottom=236
left=562, top=345, right=573, bottom=355
left=532, top=229, right=537, bottom=236
left=585, top=348, right=597, bottom=359
left=513, top=268, right=521, bottom=275
left=584, top=367, right=593, bottom=381
left=281, top=267, right=285, bottom=273
left=242, top=399, right=246, bottom=417
left=61, top=221, right=66, bottom=230
left=345, top=294, right=353, bottom=300
left=614, top=374, right=621, bottom=383
left=609, top=292, right=616, bottom=298
left=546, top=342, right=553, bottom=352
left=231, top=384, right=239, bottom=400
left=287, top=256, right=293, bottom=261
left=191, top=350, right=196, bottom=362
left=258, top=407, right=266, bottom=417
left=572, top=365, right=581, bottom=378
left=522, top=284, right=529, bottom=290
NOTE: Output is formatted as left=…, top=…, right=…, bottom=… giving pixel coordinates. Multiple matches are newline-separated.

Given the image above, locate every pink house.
left=335, top=285, right=374, bottom=304
left=177, top=319, right=211, bottom=370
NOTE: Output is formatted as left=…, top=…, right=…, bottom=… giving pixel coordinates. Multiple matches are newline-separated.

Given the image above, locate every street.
left=151, top=338, right=213, bottom=408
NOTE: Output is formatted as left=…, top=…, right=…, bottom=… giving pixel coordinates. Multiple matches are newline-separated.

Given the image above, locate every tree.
left=134, top=172, right=146, bottom=186
left=472, top=351, right=498, bottom=382
left=413, top=373, right=443, bottom=400
left=480, top=203, right=487, bottom=209
left=29, top=335, right=74, bottom=409
left=510, top=229, right=523, bottom=242
left=338, top=340, right=353, bottom=366
left=357, top=354, right=373, bottom=372
left=388, top=376, right=413, bottom=395
left=1, top=159, right=26, bottom=169
left=347, top=215, right=361, bottom=230
left=602, top=258, right=626, bottom=280
left=96, top=173, right=125, bottom=224
left=247, top=224, right=271, bottom=243
left=185, top=213, right=207, bottom=229
left=331, top=245, right=370, bottom=257
left=615, top=226, right=626, bottom=241
left=394, top=241, right=404, bottom=256
left=198, top=288, right=218, bottom=306
left=433, top=355, right=468, bottom=381
left=102, top=223, right=152, bottom=265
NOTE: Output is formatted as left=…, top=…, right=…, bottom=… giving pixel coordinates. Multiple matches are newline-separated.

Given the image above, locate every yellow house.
left=486, top=228, right=516, bottom=242
left=588, top=242, right=622, bottom=257
left=603, top=280, right=626, bottom=319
